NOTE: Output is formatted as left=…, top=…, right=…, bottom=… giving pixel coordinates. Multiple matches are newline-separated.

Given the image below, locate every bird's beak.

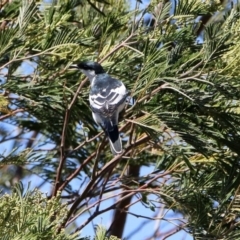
left=69, top=64, right=79, bottom=70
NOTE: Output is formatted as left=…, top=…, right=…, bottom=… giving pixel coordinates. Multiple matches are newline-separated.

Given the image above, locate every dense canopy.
left=0, top=0, right=240, bottom=239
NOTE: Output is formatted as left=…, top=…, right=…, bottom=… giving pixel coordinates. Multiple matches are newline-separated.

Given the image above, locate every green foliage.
left=0, top=183, right=81, bottom=240
left=0, top=0, right=240, bottom=239
left=94, top=225, right=121, bottom=240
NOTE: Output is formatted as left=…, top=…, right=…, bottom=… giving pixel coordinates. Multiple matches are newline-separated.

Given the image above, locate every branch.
left=73, top=190, right=137, bottom=233
left=161, top=224, right=187, bottom=240
left=0, top=0, right=9, bottom=10
left=58, top=151, right=96, bottom=192
left=126, top=83, right=169, bottom=114
left=0, top=109, right=24, bottom=120
left=108, top=165, right=140, bottom=238
left=58, top=135, right=151, bottom=232
left=99, top=33, right=137, bottom=63
left=54, top=32, right=138, bottom=197
left=179, top=60, right=204, bottom=78
left=70, top=170, right=174, bottom=232
left=58, top=115, right=130, bottom=193
left=0, top=44, right=80, bottom=71
left=53, top=76, right=88, bottom=196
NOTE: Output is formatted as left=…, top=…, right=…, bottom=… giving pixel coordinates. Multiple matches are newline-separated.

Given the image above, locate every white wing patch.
left=89, top=83, right=128, bottom=117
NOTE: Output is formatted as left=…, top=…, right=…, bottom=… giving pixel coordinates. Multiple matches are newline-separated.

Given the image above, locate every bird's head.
left=70, top=61, right=105, bottom=82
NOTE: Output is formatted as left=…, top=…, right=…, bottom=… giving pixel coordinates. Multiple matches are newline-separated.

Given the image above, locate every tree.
left=1, top=0, right=240, bottom=239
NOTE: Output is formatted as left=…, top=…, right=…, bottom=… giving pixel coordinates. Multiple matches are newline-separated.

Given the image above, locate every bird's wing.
left=89, top=82, right=128, bottom=118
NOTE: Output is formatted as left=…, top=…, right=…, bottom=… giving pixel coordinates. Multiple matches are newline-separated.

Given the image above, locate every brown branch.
left=58, top=122, right=130, bottom=192
left=68, top=187, right=161, bottom=226
left=58, top=135, right=151, bottom=232
left=53, top=77, right=88, bottom=196
left=108, top=165, right=140, bottom=238
left=58, top=151, right=96, bottom=192
left=99, top=33, right=137, bottom=63
left=74, top=189, right=139, bottom=233
left=0, top=20, right=9, bottom=30
left=54, top=32, right=138, bottom=197
left=0, top=109, right=24, bottom=120
left=92, top=136, right=106, bottom=179
left=74, top=170, right=173, bottom=233
left=96, top=135, right=150, bottom=177
left=195, top=0, right=225, bottom=36
left=161, top=224, right=187, bottom=240
left=179, top=60, right=204, bottom=78
left=67, top=169, right=173, bottom=230
left=95, top=169, right=113, bottom=213
left=138, top=83, right=166, bottom=101
left=70, top=152, right=128, bottom=210
left=71, top=131, right=103, bottom=153
left=125, top=211, right=165, bottom=221
left=0, top=0, right=9, bottom=10
left=0, top=45, right=79, bottom=71
left=127, top=122, right=134, bottom=147
left=60, top=155, right=125, bottom=232
left=66, top=187, right=128, bottom=226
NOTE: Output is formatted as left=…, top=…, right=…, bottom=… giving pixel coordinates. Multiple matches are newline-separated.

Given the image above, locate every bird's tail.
left=104, top=120, right=122, bottom=155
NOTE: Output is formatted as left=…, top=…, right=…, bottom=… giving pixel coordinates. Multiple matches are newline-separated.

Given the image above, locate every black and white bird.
left=71, top=61, right=129, bottom=155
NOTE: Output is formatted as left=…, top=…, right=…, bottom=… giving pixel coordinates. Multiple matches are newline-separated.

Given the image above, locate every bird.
left=71, top=61, right=129, bottom=155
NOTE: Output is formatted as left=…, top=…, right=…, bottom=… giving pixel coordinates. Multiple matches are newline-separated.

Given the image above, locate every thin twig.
left=73, top=191, right=137, bottom=232
left=99, top=33, right=137, bottom=63
left=0, top=44, right=79, bottom=71
left=69, top=170, right=174, bottom=230
left=95, top=170, right=112, bottom=213
left=58, top=151, right=96, bottom=192
left=66, top=187, right=126, bottom=226
left=0, top=0, right=10, bottom=10
left=59, top=135, right=150, bottom=232
left=92, top=137, right=106, bottom=179
left=122, top=43, right=144, bottom=56
left=74, top=177, right=165, bottom=233
left=162, top=225, right=187, bottom=240
left=126, top=83, right=169, bottom=114
left=0, top=109, right=24, bottom=120
left=124, top=196, right=142, bottom=209
left=128, top=122, right=134, bottom=146
left=179, top=60, right=204, bottom=78
left=54, top=32, right=137, bottom=196
left=53, top=77, right=88, bottom=196
left=160, top=84, right=194, bottom=102
left=71, top=131, right=103, bottom=153
left=59, top=122, right=130, bottom=192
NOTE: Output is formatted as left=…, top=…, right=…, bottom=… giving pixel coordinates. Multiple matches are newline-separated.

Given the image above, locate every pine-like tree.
left=1, top=0, right=240, bottom=239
